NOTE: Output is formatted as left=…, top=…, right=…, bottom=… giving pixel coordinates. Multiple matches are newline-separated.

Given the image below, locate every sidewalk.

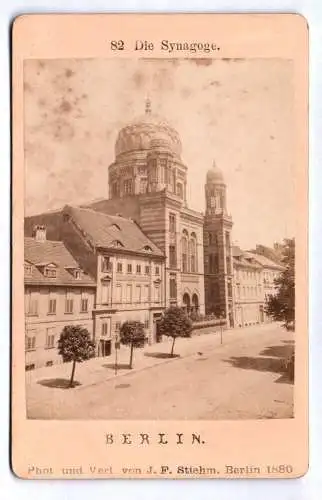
left=26, top=323, right=280, bottom=404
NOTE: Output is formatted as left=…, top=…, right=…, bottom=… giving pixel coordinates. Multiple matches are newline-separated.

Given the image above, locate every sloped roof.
left=65, top=205, right=164, bottom=257
left=232, top=246, right=262, bottom=269
left=244, top=251, right=284, bottom=270
left=24, top=237, right=95, bottom=286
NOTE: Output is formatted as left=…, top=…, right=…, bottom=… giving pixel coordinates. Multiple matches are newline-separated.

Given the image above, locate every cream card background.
left=1, top=1, right=320, bottom=499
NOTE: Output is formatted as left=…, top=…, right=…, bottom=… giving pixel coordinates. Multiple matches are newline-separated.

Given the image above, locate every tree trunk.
left=129, top=343, right=134, bottom=369
left=171, top=337, right=176, bottom=357
left=70, top=359, right=76, bottom=388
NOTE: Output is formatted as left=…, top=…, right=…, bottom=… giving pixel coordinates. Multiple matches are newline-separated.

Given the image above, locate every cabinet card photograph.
left=12, top=13, right=308, bottom=479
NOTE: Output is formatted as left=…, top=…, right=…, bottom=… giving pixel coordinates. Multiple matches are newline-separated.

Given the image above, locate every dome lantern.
left=206, top=160, right=225, bottom=184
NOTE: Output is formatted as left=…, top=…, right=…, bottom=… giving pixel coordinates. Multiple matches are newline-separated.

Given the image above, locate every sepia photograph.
left=23, top=56, right=296, bottom=421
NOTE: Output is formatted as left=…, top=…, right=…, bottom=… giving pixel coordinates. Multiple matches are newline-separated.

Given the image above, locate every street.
left=27, top=323, right=294, bottom=420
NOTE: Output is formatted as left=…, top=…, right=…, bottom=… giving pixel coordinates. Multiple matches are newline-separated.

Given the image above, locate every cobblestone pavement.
left=26, top=323, right=294, bottom=420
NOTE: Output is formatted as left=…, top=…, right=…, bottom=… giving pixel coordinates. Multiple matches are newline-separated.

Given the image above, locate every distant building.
left=244, top=251, right=284, bottom=321
left=232, top=247, right=264, bottom=327
left=24, top=225, right=96, bottom=370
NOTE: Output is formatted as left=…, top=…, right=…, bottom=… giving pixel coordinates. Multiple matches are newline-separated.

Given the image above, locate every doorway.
left=100, top=339, right=111, bottom=357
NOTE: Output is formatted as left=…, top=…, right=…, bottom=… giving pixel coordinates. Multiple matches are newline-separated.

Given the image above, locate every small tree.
left=58, top=325, right=95, bottom=387
left=158, top=306, right=193, bottom=357
left=119, top=321, right=146, bottom=369
left=265, top=238, right=295, bottom=331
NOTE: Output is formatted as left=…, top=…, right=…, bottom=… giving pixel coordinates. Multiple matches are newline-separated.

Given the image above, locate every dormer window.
left=24, top=262, right=32, bottom=276
left=37, top=262, right=57, bottom=278
left=111, top=224, right=121, bottom=231
left=111, top=240, right=124, bottom=248
left=65, top=266, right=82, bottom=279
left=44, top=265, right=57, bottom=278
left=143, top=245, right=153, bottom=252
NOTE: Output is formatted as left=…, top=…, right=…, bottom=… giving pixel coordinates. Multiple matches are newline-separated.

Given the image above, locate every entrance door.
left=154, top=313, right=163, bottom=343
left=100, top=339, right=111, bottom=357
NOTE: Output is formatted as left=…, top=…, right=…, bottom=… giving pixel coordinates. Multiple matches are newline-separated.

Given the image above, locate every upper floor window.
left=176, top=183, right=183, bottom=198
left=145, top=265, right=150, bottom=275
left=170, top=278, right=177, bottom=299
left=123, top=179, right=133, bottom=195
left=136, top=264, right=141, bottom=274
left=190, top=233, right=197, bottom=273
left=25, top=290, right=38, bottom=316
left=45, top=327, right=56, bottom=349
left=101, top=257, right=112, bottom=273
left=155, top=265, right=160, bottom=275
left=65, top=289, right=74, bottom=314
left=154, top=284, right=161, bottom=303
left=169, top=245, right=176, bottom=269
left=101, top=322, right=109, bottom=336
left=126, top=284, right=132, bottom=303
left=115, top=283, right=122, bottom=303
left=169, top=213, right=176, bottom=234
left=127, top=263, right=132, bottom=274
left=117, top=262, right=123, bottom=273
left=81, top=290, right=89, bottom=312
left=140, top=178, right=147, bottom=194
left=25, top=332, right=36, bottom=351
left=181, top=230, right=189, bottom=273
left=48, top=292, right=57, bottom=315
left=135, top=285, right=142, bottom=303
left=101, top=281, right=110, bottom=305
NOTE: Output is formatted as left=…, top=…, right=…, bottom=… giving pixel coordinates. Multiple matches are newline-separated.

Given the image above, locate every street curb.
left=28, top=323, right=282, bottom=396
left=74, top=323, right=281, bottom=391
left=75, top=340, right=215, bottom=392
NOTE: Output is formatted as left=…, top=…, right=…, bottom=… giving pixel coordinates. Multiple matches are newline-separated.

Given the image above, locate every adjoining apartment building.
left=24, top=225, right=96, bottom=370
left=24, top=206, right=166, bottom=369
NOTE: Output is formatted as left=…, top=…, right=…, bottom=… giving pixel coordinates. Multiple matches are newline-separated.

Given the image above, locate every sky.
left=24, top=57, right=295, bottom=249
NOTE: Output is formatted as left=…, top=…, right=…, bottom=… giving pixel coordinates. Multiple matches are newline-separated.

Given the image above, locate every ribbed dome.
left=115, top=102, right=182, bottom=158
left=206, top=161, right=225, bottom=184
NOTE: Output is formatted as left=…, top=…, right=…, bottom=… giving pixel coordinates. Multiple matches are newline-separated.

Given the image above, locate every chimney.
left=32, top=224, right=47, bottom=242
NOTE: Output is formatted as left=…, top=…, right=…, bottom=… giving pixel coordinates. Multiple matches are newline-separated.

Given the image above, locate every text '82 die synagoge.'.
left=24, top=100, right=283, bottom=370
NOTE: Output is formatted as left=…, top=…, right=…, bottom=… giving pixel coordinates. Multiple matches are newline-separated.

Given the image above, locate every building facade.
left=244, top=252, right=284, bottom=322
left=232, top=247, right=264, bottom=328
left=24, top=226, right=96, bottom=370
left=59, top=205, right=166, bottom=352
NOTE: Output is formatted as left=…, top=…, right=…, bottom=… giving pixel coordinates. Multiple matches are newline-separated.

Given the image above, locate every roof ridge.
left=70, top=205, right=135, bottom=223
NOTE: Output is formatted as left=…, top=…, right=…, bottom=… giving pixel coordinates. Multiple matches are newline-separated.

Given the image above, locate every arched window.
left=192, top=293, right=199, bottom=313
left=190, top=233, right=197, bottom=273
left=181, top=230, right=189, bottom=273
